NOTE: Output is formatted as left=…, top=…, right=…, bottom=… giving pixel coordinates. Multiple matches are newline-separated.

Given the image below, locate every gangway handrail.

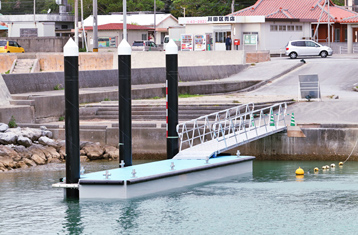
left=176, top=102, right=288, bottom=155
left=176, top=103, right=255, bottom=151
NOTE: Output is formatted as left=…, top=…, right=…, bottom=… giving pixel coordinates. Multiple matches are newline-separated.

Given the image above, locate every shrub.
left=8, top=116, right=17, bottom=128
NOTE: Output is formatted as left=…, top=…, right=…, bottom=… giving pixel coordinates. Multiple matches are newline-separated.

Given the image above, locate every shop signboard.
left=181, top=34, right=193, bottom=51
left=98, top=37, right=117, bottom=48
left=194, top=35, right=206, bottom=51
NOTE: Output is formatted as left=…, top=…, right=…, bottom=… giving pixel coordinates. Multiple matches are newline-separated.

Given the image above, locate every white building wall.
left=42, top=23, right=56, bottom=37
left=158, top=17, right=179, bottom=29
left=8, top=22, right=55, bottom=37
left=87, top=30, right=149, bottom=51
left=261, top=21, right=311, bottom=53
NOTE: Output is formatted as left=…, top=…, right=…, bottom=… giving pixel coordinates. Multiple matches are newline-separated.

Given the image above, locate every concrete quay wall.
left=0, top=50, right=252, bottom=74
left=45, top=125, right=358, bottom=160
left=3, top=65, right=248, bottom=94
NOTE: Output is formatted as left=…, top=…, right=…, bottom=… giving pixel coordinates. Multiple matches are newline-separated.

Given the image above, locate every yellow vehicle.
left=0, top=40, right=25, bottom=53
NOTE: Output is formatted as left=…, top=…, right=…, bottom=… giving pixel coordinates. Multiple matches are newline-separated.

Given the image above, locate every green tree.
left=0, top=0, right=59, bottom=15
left=68, top=0, right=165, bottom=19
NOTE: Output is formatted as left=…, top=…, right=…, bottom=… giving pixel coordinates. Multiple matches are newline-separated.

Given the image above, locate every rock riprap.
left=0, top=124, right=119, bottom=172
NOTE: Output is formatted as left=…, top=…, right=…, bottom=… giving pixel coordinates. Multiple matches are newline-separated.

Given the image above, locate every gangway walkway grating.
left=174, top=102, right=288, bottom=160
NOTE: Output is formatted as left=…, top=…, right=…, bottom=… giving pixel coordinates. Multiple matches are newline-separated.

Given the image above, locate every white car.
left=285, top=40, right=333, bottom=59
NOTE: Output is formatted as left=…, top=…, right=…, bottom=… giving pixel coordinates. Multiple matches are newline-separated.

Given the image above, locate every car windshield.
left=0, top=41, right=6, bottom=47
left=164, top=37, right=169, bottom=43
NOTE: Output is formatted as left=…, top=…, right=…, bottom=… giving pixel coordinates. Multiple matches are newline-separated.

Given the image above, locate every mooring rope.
left=343, top=138, right=358, bottom=164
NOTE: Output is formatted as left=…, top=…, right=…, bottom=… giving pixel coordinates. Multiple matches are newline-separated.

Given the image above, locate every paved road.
left=178, top=55, right=358, bottom=125
left=252, top=56, right=358, bottom=124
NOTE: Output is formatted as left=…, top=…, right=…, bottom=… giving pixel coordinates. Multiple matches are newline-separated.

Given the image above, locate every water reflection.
left=117, top=201, right=139, bottom=231
left=64, top=199, right=83, bottom=234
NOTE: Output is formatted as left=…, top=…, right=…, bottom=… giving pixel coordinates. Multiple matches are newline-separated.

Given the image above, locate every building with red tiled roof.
left=80, top=23, right=154, bottom=52
left=229, top=0, right=358, bottom=50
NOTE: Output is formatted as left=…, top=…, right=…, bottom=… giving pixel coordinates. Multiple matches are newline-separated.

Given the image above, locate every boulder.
left=59, top=145, right=66, bottom=160
left=41, top=146, right=61, bottom=160
left=7, top=127, right=43, bottom=141
left=31, top=154, right=46, bottom=165
left=0, top=161, right=6, bottom=171
left=16, top=161, right=28, bottom=169
left=17, top=136, right=32, bottom=147
left=0, top=156, right=15, bottom=169
left=82, top=142, right=104, bottom=160
left=0, top=132, right=17, bottom=145
left=103, top=145, right=119, bottom=160
left=28, top=144, right=47, bottom=161
left=23, top=158, right=37, bottom=167
left=0, top=123, right=8, bottom=132
left=0, top=145, right=22, bottom=162
left=12, top=145, right=32, bottom=159
left=38, top=136, right=57, bottom=148
left=42, top=130, right=53, bottom=138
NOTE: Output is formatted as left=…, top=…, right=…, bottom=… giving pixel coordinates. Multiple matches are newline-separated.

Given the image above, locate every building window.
left=287, top=25, right=294, bottom=31
left=279, top=25, right=286, bottom=31
left=243, top=32, right=259, bottom=43
left=142, top=34, right=147, bottom=40
left=270, top=25, right=278, bottom=31
left=296, top=25, right=302, bottom=31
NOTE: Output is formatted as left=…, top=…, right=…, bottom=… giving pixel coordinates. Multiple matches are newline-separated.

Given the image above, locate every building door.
left=214, top=31, right=231, bottom=51
left=334, top=28, right=340, bottom=42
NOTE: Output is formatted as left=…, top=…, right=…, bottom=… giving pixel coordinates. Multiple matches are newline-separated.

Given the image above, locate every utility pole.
left=231, top=0, right=235, bottom=13
left=123, top=0, right=127, bottom=41
left=81, top=0, right=87, bottom=51
left=33, top=0, right=36, bottom=23
left=154, top=0, right=156, bottom=43
left=93, top=0, right=98, bottom=52
left=75, top=0, right=78, bottom=46
left=181, top=7, right=186, bottom=17
left=327, top=0, right=330, bottom=47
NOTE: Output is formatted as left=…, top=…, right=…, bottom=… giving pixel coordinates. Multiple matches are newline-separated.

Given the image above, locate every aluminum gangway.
left=173, top=102, right=288, bottom=160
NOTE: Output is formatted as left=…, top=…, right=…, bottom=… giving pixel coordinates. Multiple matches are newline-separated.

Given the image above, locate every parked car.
left=132, top=40, right=162, bottom=51
left=0, top=40, right=25, bottom=53
left=285, top=40, right=332, bottom=59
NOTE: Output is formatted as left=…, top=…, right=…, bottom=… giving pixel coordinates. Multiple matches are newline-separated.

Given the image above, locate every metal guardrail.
left=175, top=103, right=288, bottom=159
left=339, top=46, right=358, bottom=54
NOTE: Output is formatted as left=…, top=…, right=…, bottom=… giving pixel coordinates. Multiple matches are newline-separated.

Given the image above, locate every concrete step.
left=9, top=100, right=35, bottom=106
left=11, top=95, right=33, bottom=100
left=95, top=105, right=238, bottom=112
left=12, top=59, right=36, bottom=74
left=81, top=114, right=202, bottom=120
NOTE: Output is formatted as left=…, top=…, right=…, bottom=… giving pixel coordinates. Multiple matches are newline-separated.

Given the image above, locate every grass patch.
left=103, top=98, right=111, bottom=101
left=8, top=116, right=17, bottom=128
left=150, top=96, right=162, bottom=99
left=59, top=116, right=65, bottom=121
left=233, top=100, right=241, bottom=104
left=54, top=84, right=64, bottom=90
left=178, top=93, right=203, bottom=98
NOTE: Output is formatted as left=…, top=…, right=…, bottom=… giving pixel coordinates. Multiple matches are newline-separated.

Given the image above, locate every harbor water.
left=1, top=160, right=358, bottom=234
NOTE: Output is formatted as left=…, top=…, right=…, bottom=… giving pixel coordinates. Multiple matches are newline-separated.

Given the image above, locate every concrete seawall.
left=36, top=124, right=358, bottom=160
left=3, top=65, right=248, bottom=94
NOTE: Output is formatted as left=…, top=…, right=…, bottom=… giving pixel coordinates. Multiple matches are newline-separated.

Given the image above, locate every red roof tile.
left=84, top=23, right=154, bottom=31
left=230, top=0, right=358, bottom=23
